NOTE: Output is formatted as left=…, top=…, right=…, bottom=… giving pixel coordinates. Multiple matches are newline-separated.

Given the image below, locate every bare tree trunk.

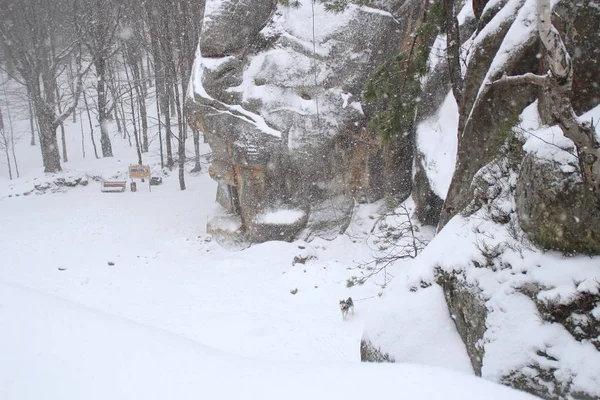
left=146, top=53, right=153, bottom=88
left=107, top=60, right=122, bottom=134
left=156, top=91, right=164, bottom=169
left=124, top=57, right=143, bottom=165
left=4, top=94, right=19, bottom=178
left=170, top=88, right=176, bottom=116
left=130, top=92, right=142, bottom=166
left=113, top=103, right=122, bottom=134
left=163, top=84, right=174, bottom=168
left=68, top=63, right=78, bottom=123
left=444, top=0, right=463, bottom=102
left=0, top=106, right=13, bottom=180
left=79, top=109, right=86, bottom=158
left=3, top=145, right=12, bottom=180
left=96, top=59, right=114, bottom=158
left=173, top=74, right=186, bottom=190
left=28, top=98, right=37, bottom=146
left=537, top=0, right=600, bottom=207
left=144, top=0, right=164, bottom=167
left=10, top=130, right=19, bottom=179
left=120, top=101, right=132, bottom=146
left=38, top=115, right=62, bottom=173
left=26, top=84, right=37, bottom=146
left=83, top=91, right=99, bottom=159
left=60, top=122, right=67, bottom=162
left=137, top=86, right=148, bottom=153
left=191, top=126, right=201, bottom=172
left=54, top=84, right=68, bottom=163
left=124, top=47, right=148, bottom=152
left=138, top=55, right=147, bottom=97
left=2, top=87, right=20, bottom=178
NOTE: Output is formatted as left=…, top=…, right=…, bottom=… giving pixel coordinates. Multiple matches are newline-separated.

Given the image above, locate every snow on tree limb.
left=489, top=72, right=550, bottom=87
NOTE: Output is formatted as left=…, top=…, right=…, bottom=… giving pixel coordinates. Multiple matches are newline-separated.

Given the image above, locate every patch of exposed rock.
left=360, top=338, right=395, bottom=363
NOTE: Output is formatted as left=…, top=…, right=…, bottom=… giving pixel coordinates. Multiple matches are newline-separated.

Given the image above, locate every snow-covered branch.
left=489, top=72, right=550, bottom=88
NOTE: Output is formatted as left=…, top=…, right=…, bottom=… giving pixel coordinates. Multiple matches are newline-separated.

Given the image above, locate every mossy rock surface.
left=516, top=154, right=600, bottom=255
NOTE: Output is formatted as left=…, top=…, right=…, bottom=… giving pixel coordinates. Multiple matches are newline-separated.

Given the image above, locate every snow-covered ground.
left=0, top=175, right=537, bottom=400
left=0, top=81, right=540, bottom=399
left=0, top=282, right=535, bottom=400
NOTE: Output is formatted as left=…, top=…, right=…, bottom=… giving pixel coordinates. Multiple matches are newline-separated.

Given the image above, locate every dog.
left=339, top=297, right=354, bottom=320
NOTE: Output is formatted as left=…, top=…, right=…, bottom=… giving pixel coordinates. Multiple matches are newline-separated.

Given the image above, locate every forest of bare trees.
left=0, top=0, right=204, bottom=189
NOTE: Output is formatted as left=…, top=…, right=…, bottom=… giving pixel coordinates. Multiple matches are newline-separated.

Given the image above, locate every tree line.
left=0, top=0, right=205, bottom=189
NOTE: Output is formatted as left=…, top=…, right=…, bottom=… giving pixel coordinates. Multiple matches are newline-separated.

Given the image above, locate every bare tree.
left=123, top=51, right=143, bottom=166
left=78, top=0, right=124, bottom=158
left=349, top=203, right=429, bottom=287
left=0, top=105, right=12, bottom=179
left=0, top=0, right=86, bottom=173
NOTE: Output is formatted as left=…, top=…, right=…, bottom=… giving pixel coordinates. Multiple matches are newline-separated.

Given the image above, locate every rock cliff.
left=190, top=0, right=425, bottom=243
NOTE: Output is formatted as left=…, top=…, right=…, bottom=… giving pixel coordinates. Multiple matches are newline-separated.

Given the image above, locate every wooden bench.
left=101, top=180, right=127, bottom=193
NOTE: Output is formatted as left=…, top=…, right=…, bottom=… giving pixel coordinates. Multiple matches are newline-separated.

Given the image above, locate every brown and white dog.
left=339, top=297, right=354, bottom=320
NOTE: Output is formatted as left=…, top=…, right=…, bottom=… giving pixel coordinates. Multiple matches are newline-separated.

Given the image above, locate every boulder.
left=516, top=154, right=600, bottom=255
left=249, top=208, right=309, bottom=243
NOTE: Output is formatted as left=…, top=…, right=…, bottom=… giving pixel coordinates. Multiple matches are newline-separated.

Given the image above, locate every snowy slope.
left=0, top=281, right=538, bottom=400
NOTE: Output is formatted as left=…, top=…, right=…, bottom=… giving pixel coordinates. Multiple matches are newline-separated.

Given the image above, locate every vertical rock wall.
left=190, top=0, right=426, bottom=242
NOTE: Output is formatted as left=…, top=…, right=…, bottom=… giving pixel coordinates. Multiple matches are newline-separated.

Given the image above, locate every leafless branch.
left=488, top=72, right=550, bottom=88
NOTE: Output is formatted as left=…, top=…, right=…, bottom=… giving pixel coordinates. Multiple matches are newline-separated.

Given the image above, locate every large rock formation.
left=438, top=0, right=600, bottom=230
left=437, top=1, right=540, bottom=229
left=362, top=1, right=600, bottom=399
left=189, top=0, right=425, bottom=242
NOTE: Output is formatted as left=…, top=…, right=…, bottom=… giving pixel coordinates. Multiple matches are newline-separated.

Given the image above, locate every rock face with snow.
left=516, top=154, right=600, bottom=255
left=437, top=2, right=540, bottom=230
left=189, top=0, right=425, bottom=242
left=438, top=0, right=600, bottom=231
left=362, top=1, right=600, bottom=399
left=436, top=269, right=487, bottom=376
left=431, top=1, right=600, bottom=398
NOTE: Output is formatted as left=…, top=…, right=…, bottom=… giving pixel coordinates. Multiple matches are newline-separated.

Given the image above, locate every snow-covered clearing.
left=0, top=176, right=537, bottom=399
